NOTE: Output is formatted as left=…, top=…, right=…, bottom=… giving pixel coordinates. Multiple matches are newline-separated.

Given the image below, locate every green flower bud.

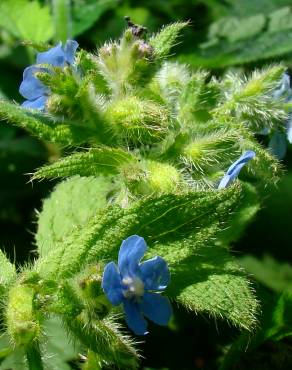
left=105, top=96, right=169, bottom=143
left=123, top=160, right=182, bottom=196
left=6, top=285, right=40, bottom=347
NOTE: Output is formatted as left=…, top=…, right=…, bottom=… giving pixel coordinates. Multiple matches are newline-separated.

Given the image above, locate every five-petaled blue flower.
left=218, top=151, right=255, bottom=189
left=19, top=40, right=78, bottom=110
left=102, top=235, right=172, bottom=335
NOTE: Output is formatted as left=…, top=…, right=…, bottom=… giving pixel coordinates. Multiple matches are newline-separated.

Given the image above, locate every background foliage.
left=1, top=0, right=292, bottom=369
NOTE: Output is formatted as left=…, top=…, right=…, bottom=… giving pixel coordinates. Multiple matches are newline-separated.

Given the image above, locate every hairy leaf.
left=33, top=147, right=136, bottom=180
left=217, top=183, right=260, bottom=246
left=168, top=243, right=258, bottom=330
left=36, top=176, right=115, bottom=257
left=35, top=186, right=241, bottom=279
left=0, top=100, right=98, bottom=146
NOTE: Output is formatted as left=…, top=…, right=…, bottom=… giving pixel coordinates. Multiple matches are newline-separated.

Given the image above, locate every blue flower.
left=19, top=40, right=78, bottom=110
left=218, top=151, right=255, bottom=189
left=102, top=235, right=172, bottom=335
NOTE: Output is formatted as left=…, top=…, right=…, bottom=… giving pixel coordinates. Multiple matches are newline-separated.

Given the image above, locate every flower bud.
left=123, top=160, right=182, bottom=195
left=105, top=96, right=169, bottom=143
left=6, top=285, right=40, bottom=346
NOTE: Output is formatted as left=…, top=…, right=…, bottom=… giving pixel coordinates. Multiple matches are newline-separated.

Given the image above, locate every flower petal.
left=218, top=151, right=255, bottom=189
left=19, top=66, right=49, bottom=100
left=273, top=73, right=291, bottom=99
left=123, top=300, right=148, bottom=335
left=36, top=42, right=66, bottom=67
left=268, top=132, right=287, bottom=160
left=22, top=95, right=48, bottom=110
left=63, top=40, right=79, bottom=64
left=102, top=262, right=123, bottom=306
left=139, top=256, right=170, bottom=291
left=225, top=151, right=255, bottom=176
left=287, top=117, right=292, bottom=144
left=118, top=235, right=147, bottom=277
left=140, top=292, right=172, bottom=326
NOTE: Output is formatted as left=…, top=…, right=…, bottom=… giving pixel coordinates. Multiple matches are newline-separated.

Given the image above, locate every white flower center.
left=122, top=276, right=145, bottom=299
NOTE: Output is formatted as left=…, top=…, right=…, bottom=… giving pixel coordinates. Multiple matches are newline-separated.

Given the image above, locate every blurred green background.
left=1, top=1, right=292, bottom=369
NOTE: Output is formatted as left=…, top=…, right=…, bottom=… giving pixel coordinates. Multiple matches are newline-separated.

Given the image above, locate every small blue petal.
left=218, top=151, right=255, bottom=189
left=225, top=151, right=255, bottom=176
left=217, top=174, right=232, bottom=189
left=268, top=132, right=287, bottom=160
left=273, top=73, right=291, bottom=99
left=63, top=40, right=79, bottom=64
left=102, top=262, right=123, bottom=306
left=287, top=117, right=292, bottom=144
left=139, top=256, right=170, bottom=291
left=36, top=40, right=78, bottom=67
left=140, top=292, right=172, bottom=326
left=22, top=95, right=48, bottom=110
left=19, top=66, right=49, bottom=100
left=118, top=235, right=147, bottom=277
left=123, top=300, right=148, bottom=335
left=36, top=42, right=66, bottom=67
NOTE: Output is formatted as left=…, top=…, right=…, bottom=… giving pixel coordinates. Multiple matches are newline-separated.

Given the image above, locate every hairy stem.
left=26, top=343, right=44, bottom=370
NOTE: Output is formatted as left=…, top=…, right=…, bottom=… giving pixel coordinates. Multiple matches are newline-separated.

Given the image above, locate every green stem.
left=82, top=350, right=103, bottom=370
left=52, top=0, right=72, bottom=43
left=219, top=332, right=250, bottom=370
left=26, top=343, right=44, bottom=370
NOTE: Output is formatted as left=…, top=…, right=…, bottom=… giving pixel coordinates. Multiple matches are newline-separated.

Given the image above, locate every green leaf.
left=36, top=176, right=115, bottom=258
left=72, top=0, right=119, bottom=36
left=52, top=0, right=72, bottom=43
left=180, top=7, right=292, bottom=68
left=32, top=147, right=136, bottom=180
left=221, top=0, right=292, bottom=17
left=0, top=334, right=25, bottom=370
left=269, top=6, right=292, bottom=32
left=41, top=316, right=80, bottom=370
left=217, top=183, right=260, bottom=246
left=35, top=185, right=241, bottom=279
left=256, top=290, right=292, bottom=344
left=0, top=0, right=53, bottom=43
left=207, top=14, right=266, bottom=43
left=34, top=183, right=259, bottom=330
left=167, top=243, right=258, bottom=330
left=239, top=254, right=292, bottom=293
left=149, top=22, right=189, bottom=58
